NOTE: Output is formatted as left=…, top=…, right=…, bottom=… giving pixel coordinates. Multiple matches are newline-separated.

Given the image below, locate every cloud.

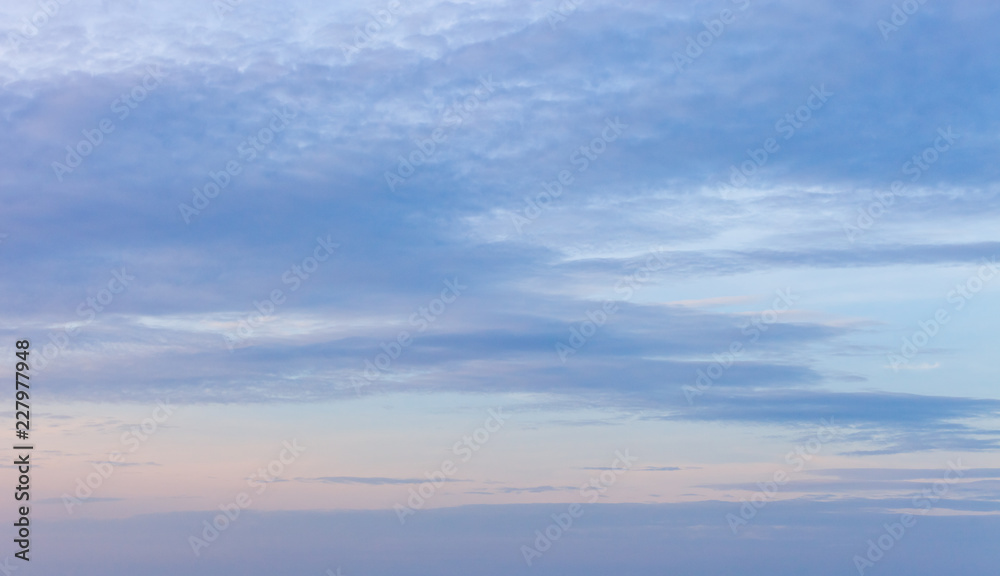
left=298, top=476, right=463, bottom=486
left=30, top=500, right=1000, bottom=575
left=2, top=0, right=999, bottom=523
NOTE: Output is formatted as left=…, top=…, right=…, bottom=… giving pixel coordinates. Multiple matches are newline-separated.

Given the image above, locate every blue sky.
left=1, top=0, right=999, bottom=574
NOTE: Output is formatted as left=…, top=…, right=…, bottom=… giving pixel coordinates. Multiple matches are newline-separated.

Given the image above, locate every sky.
left=1, top=0, right=999, bottom=574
